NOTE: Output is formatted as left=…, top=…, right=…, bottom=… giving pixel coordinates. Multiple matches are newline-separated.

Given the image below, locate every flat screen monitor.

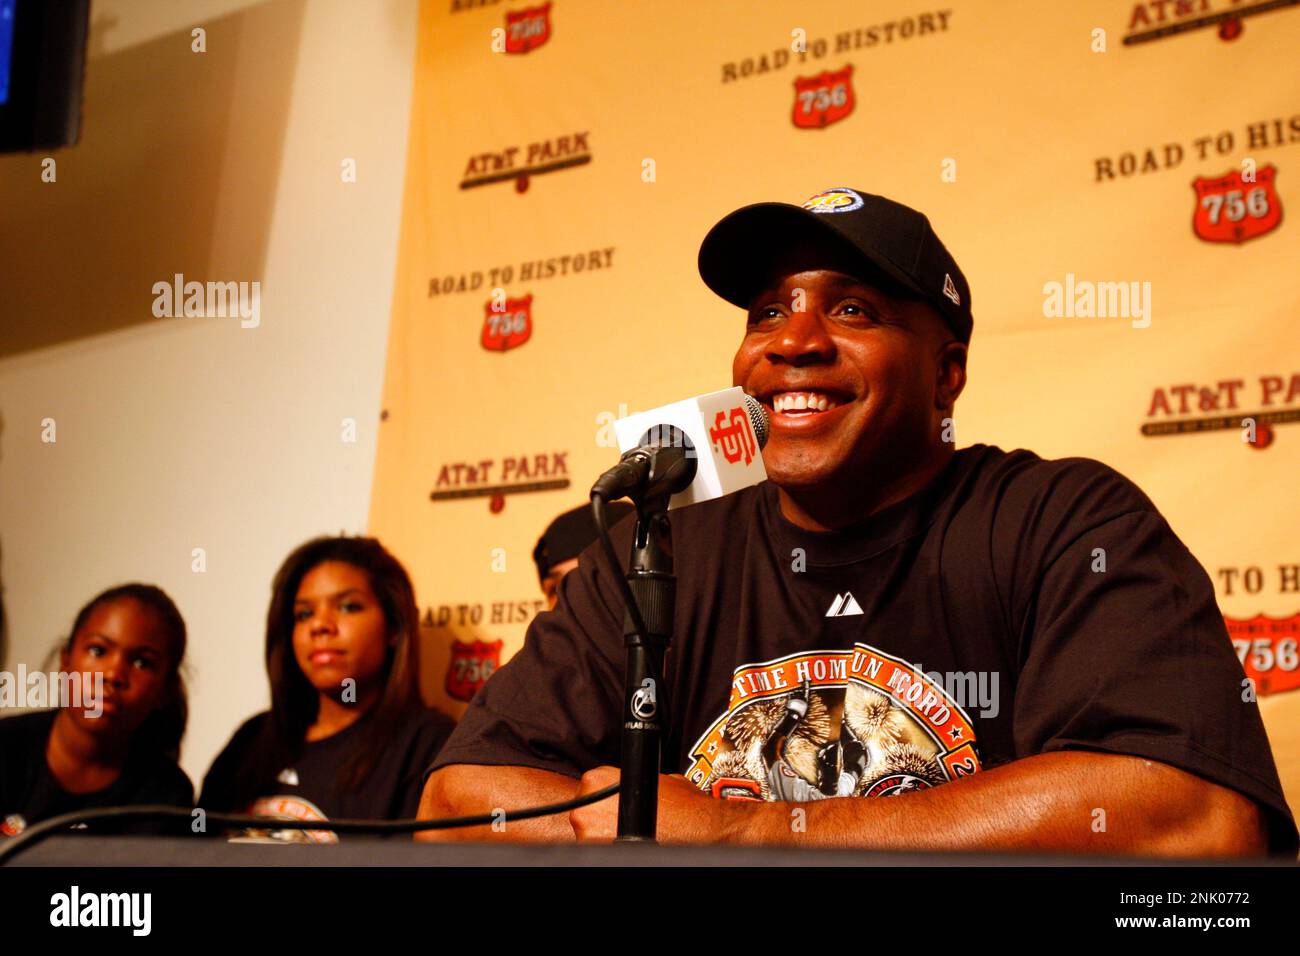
left=0, top=0, right=90, bottom=152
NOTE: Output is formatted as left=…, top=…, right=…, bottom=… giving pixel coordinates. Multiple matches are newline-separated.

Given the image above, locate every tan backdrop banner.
left=369, top=0, right=1300, bottom=816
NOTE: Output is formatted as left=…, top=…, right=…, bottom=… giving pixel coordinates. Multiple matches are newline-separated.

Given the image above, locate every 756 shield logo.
left=481, top=294, right=533, bottom=351
left=505, top=3, right=551, bottom=54
left=1192, top=165, right=1282, bottom=243
left=1226, top=613, right=1300, bottom=697
left=446, top=639, right=503, bottom=702
left=792, top=66, right=855, bottom=129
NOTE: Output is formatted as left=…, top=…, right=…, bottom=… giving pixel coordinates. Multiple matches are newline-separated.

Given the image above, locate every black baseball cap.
left=532, top=501, right=634, bottom=582
left=698, top=187, right=973, bottom=344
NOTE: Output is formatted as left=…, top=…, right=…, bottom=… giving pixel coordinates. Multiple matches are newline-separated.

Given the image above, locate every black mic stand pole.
left=614, top=492, right=675, bottom=842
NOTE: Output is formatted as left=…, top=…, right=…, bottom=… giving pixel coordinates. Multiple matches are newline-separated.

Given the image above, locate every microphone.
left=592, top=387, right=769, bottom=507
left=587, top=387, right=768, bottom=842
left=590, top=425, right=697, bottom=503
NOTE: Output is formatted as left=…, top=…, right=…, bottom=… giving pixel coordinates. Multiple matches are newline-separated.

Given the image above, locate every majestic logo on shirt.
left=1225, top=612, right=1300, bottom=697
left=708, top=407, right=758, bottom=465
left=791, top=68, right=855, bottom=129
left=686, top=644, right=982, bottom=803
left=1, top=814, right=26, bottom=837
left=446, top=639, right=504, bottom=702
left=1191, top=165, right=1281, bottom=244
left=825, top=592, right=864, bottom=617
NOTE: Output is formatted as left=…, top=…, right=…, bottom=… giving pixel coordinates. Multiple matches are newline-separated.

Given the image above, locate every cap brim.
left=697, top=202, right=926, bottom=309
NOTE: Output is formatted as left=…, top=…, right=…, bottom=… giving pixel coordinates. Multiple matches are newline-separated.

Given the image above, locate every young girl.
left=199, top=536, right=454, bottom=841
left=0, top=584, right=193, bottom=837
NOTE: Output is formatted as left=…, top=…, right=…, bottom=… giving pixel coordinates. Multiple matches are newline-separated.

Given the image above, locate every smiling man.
left=418, top=187, right=1298, bottom=856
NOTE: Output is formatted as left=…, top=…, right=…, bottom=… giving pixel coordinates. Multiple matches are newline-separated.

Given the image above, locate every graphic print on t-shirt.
left=686, top=642, right=981, bottom=801
left=243, top=794, right=338, bottom=844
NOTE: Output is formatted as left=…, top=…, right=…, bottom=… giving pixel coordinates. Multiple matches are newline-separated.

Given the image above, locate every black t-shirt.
left=199, top=707, right=454, bottom=842
left=0, top=709, right=193, bottom=837
left=431, top=443, right=1299, bottom=854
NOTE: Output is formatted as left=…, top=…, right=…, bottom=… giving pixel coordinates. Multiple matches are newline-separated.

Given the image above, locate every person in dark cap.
left=533, top=502, right=634, bottom=611
left=421, top=187, right=1295, bottom=856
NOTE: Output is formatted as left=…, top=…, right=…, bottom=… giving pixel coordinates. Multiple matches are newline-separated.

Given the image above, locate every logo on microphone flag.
left=709, top=406, right=758, bottom=465
left=612, top=387, right=767, bottom=512
left=1191, top=165, right=1282, bottom=244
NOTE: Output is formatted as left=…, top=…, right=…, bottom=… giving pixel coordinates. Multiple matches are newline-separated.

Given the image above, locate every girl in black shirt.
left=199, top=536, right=454, bottom=841
left=0, top=584, right=192, bottom=837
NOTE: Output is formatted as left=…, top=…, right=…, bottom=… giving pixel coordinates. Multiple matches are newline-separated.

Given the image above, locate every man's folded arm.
left=416, top=763, right=579, bottom=843
left=710, top=751, right=1268, bottom=855
left=995, top=466, right=1297, bottom=855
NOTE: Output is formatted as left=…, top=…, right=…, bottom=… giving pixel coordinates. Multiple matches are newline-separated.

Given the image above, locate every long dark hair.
left=236, top=536, right=423, bottom=805
left=65, top=583, right=189, bottom=763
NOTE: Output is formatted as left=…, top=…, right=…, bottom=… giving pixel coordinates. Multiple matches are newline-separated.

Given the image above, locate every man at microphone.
left=417, top=187, right=1297, bottom=856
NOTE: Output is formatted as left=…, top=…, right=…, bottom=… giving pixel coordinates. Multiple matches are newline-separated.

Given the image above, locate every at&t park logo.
left=461, top=131, right=590, bottom=193
left=1141, top=371, right=1300, bottom=448
left=1122, top=0, right=1300, bottom=45
left=430, top=451, right=570, bottom=512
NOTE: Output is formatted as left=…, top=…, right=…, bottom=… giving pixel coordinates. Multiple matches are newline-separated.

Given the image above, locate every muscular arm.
left=574, top=752, right=1270, bottom=856
left=731, top=752, right=1267, bottom=855
left=415, top=764, right=579, bottom=843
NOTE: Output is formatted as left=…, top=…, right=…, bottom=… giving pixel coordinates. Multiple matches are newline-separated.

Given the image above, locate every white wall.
left=0, top=0, right=420, bottom=786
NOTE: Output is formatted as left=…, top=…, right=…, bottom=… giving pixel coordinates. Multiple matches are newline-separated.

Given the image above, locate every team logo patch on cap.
left=802, top=187, right=864, bottom=214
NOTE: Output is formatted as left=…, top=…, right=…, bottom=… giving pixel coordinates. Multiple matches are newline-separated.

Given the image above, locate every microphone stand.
left=614, top=494, right=675, bottom=843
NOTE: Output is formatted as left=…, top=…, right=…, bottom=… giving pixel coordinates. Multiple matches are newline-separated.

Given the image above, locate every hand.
left=569, top=766, right=731, bottom=844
